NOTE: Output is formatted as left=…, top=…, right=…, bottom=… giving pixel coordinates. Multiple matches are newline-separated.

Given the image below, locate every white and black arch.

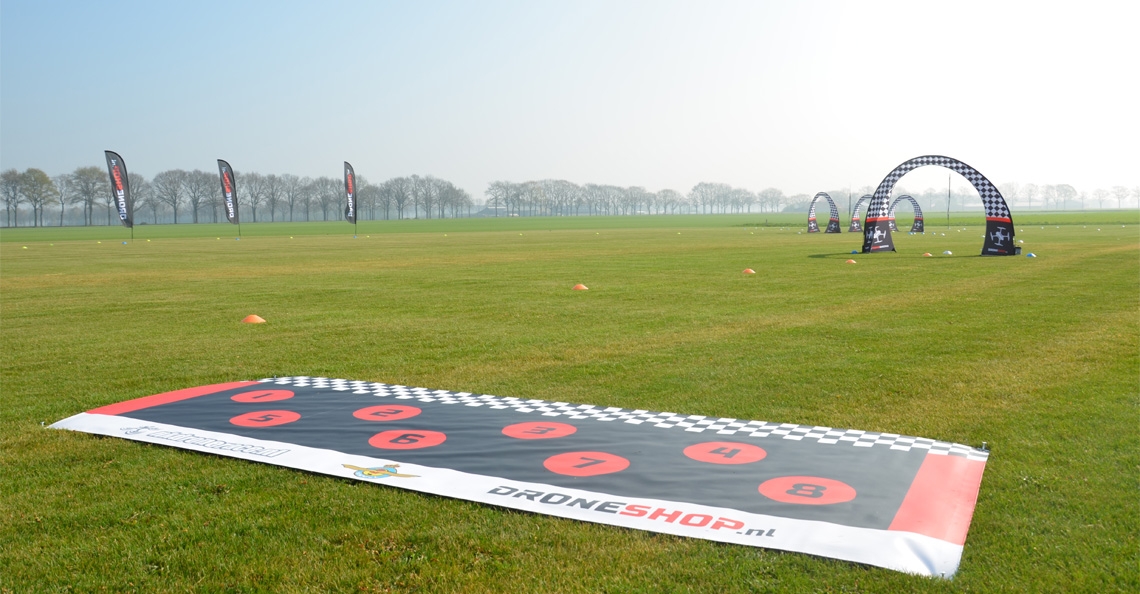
left=849, top=195, right=871, bottom=232
left=862, top=156, right=1016, bottom=255
left=887, top=195, right=924, bottom=233
left=807, top=192, right=842, bottom=233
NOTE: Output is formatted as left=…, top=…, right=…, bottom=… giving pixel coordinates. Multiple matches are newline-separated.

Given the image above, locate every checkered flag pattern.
left=888, top=195, right=923, bottom=220
left=868, top=156, right=1011, bottom=221
left=261, top=376, right=990, bottom=462
left=849, top=195, right=870, bottom=232
left=809, top=192, right=840, bottom=222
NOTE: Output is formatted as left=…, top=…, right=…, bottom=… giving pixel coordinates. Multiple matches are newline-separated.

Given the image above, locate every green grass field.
left=2, top=214, right=1137, bottom=593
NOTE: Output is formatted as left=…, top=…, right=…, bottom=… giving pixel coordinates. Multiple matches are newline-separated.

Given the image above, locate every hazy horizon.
left=3, top=1, right=1138, bottom=200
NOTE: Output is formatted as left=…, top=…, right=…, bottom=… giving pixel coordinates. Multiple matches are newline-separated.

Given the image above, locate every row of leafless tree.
left=0, top=167, right=476, bottom=227
left=483, top=180, right=790, bottom=216
left=2, top=165, right=1137, bottom=227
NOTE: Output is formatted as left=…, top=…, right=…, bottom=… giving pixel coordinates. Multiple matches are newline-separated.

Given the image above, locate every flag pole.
left=946, top=174, right=951, bottom=229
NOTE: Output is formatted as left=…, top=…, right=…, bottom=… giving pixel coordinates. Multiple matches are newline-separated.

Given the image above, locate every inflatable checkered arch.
left=888, top=195, right=924, bottom=233
left=862, top=156, right=1016, bottom=255
left=849, top=195, right=871, bottom=232
left=807, top=192, right=842, bottom=233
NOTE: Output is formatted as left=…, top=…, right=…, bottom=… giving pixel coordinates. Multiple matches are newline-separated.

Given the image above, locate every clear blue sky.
left=2, top=0, right=1137, bottom=198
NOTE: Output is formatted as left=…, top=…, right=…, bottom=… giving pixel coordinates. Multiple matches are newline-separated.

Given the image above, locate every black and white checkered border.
left=888, top=195, right=923, bottom=220
left=868, top=155, right=1010, bottom=221
left=851, top=195, right=871, bottom=220
left=809, top=192, right=841, bottom=223
left=258, top=377, right=989, bottom=461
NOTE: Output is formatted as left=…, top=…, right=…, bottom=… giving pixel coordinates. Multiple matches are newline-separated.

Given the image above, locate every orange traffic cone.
left=572, top=284, right=588, bottom=291
left=743, top=269, right=755, bottom=274
left=242, top=315, right=266, bottom=324
left=845, top=259, right=857, bottom=264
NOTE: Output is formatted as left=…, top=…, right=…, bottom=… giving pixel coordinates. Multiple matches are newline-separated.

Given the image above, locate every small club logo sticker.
left=343, top=464, right=417, bottom=479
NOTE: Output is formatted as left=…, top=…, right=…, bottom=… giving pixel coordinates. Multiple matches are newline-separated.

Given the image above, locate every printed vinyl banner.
left=344, top=162, right=357, bottom=224
left=217, top=160, right=239, bottom=225
left=103, top=151, right=133, bottom=228
left=51, top=377, right=989, bottom=578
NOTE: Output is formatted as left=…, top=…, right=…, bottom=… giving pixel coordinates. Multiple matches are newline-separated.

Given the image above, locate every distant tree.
left=1054, top=184, right=1077, bottom=210
left=153, top=170, right=188, bottom=223
left=657, top=189, right=684, bottom=214
left=375, top=179, right=394, bottom=219
left=1092, top=188, right=1109, bottom=209
left=297, top=177, right=315, bottom=221
left=485, top=181, right=512, bottom=217
left=784, top=193, right=811, bottom=212
left=390, top=176, right=411, bottom=219
left=263, top=174, right=283, bottom=221
left=19, top=168, right=55, bottom=227
left=128, top=173, right=153, bottom=224
left=242, top=172, right=266, bottom=222
left=68, top=166, right=105, bottom=226
left=182, top=170, right=214, bottom=223
left=997, top=182, right=1019, bottom=208
left=1042, top=185, right=1058, bottom=210
left=1112, top=186, right=1129, bottom=209
left=52, top=173, right=71, bottom=226
left=2, top=169, right=22, bottom=226
left=313, top=176, right=337, bottom=220
left=757, top=188, right=785, bottom=213
left=689, top=182, right=732, bottom=214
left=281, top=174, right=304, bottom=221
left=1021, top=183, right=1038, bottom=210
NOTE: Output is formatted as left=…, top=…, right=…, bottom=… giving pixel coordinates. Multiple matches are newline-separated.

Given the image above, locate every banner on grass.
left=51, top=376, right=989, bottom=578
left=104, top=151, right=133, bottom=228
left=344, top=162, right=357, bottom=224
left=217, top=160, right=239, bottom=225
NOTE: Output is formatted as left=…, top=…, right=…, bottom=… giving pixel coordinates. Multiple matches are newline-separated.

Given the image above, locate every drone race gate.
left=849, top=195, right=871, bottom=233
left=807, top=192, right=842, bottom=233
left=887, top=195, right=924, bottom=233
left=52, top=377, right=990, bottom=578
left=862, top=156, right=1017, bottom=255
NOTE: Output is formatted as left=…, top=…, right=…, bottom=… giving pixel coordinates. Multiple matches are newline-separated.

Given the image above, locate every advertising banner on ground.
left=51, top=376, right=989, bottom=578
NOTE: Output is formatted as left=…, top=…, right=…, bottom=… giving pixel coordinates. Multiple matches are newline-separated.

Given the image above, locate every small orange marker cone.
left=242, top=315, right=266, bottom=324
left=572, top=284, right=588, bottom=291
left=845, top=259, right=857, bottom=264
left=743, top=269, right=755, bottom=274
left=923, top=252, right=932, bottom=257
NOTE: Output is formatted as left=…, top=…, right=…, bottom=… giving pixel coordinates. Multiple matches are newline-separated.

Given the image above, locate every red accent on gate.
left=88, top=381, right=260, bottom=415
left=985, top=216, right=1012, bottom=223
left=888, top=453, right=987, bottom=545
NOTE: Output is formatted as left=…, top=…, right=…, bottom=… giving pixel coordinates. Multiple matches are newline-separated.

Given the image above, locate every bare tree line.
left=0, top=167, right=476, bottom=227
left=483, top=180, right=791, bottom=216
left=2, top=165, right=1137, bottom=227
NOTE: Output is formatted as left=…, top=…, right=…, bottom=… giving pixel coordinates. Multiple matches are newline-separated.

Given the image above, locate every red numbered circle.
left=544, top=451, right=629, bottom=477
left=368, top=430, right=447, bottom=450
left=683, top=441, right=767, bottom=465
left=758, top=476, right=857, bottom=505
left=353, top=405, right=422, bottom=422
left=230, top=410, right=301, bottom=427
left=231, top=389, right=294, bottom=403
left=502, top=422, right=577, bottom=440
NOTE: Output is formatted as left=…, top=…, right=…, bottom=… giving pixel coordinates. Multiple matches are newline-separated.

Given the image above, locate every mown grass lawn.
left=2, top=213, right=1137, bottom=593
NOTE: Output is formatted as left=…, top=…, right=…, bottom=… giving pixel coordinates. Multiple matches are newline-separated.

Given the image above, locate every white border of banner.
left=51, top=412, right=965, bottom=578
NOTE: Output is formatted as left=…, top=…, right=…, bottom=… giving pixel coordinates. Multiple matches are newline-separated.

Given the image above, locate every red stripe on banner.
left=88, top=381, right=260, bottom=415
left=889, top=454, right=986, bottom=545
left=986, top=217, right=1012, bottom=223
